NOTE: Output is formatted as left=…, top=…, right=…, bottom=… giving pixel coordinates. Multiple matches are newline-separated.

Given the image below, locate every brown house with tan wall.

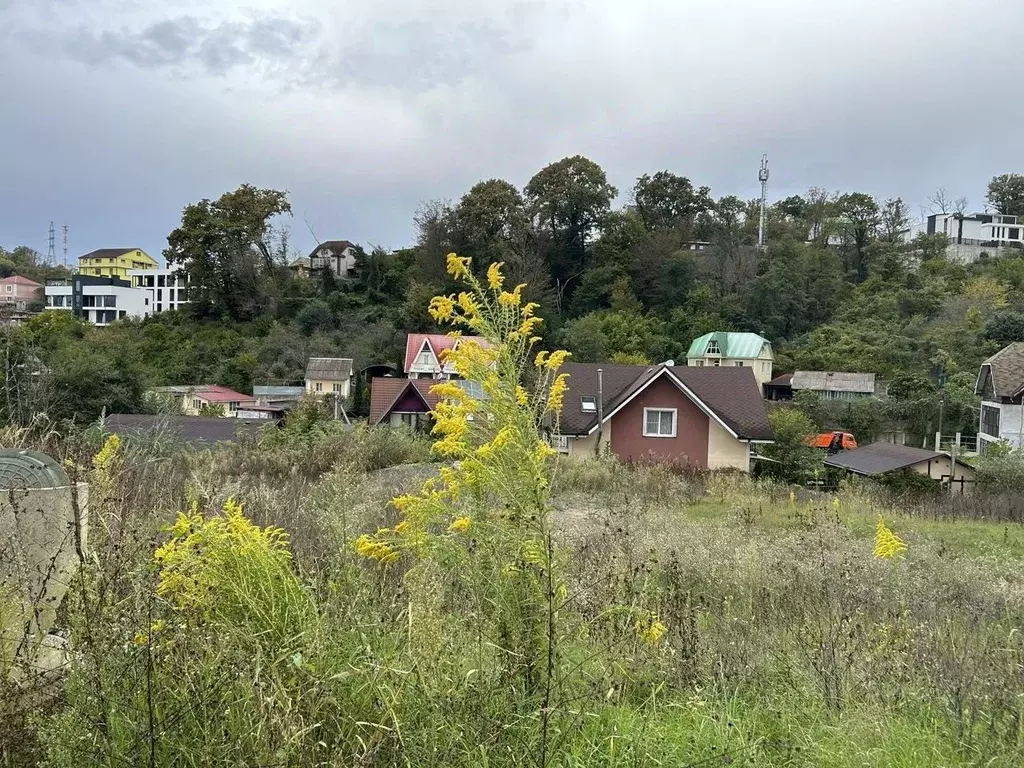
left=554, top=363, right=774, bottom=471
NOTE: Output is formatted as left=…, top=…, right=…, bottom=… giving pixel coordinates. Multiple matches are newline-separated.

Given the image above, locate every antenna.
left=47, top=222, right=56, bottom=265
left=757, top=154, right=769, bottom=251
left=62, top=224, right=68, bottom=268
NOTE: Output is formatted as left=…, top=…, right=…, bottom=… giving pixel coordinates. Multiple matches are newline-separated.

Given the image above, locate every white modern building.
left=44, top=276, right=153, bottom=326
left=976, top=343, right=1024, bottom=452
left=128, top=268, right=189, bottom=313
left=926, top=212, right=1024, bottom=247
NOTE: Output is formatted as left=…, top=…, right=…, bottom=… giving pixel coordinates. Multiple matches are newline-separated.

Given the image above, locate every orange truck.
left=807, top=431, right=857, bottom=453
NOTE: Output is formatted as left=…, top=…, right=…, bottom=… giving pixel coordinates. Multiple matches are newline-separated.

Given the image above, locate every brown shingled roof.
left=369, top=378, right=439, bottom=425
left=977, top=343, right=1024, bottom=399
left=557, top=363, right=773, bottom=441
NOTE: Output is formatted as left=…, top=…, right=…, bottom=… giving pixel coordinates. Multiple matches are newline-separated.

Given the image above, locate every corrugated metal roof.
left=305, top=358, right=353, bottom=380
left=687, top=332, right=771, bottom=360
left=253, top=385, right=305, bottom=398
left=791, top=371, right=875, bottom=393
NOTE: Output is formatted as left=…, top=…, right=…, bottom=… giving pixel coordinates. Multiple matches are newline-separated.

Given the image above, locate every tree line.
left=4, top=163, right=1024, bottom=440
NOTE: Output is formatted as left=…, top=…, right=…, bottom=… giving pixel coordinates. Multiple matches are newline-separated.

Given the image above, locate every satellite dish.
left=0, top=449, right=70, bottom=489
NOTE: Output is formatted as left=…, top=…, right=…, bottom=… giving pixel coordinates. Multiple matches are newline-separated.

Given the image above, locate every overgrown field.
left=3, top=423, right=1024, bottom=768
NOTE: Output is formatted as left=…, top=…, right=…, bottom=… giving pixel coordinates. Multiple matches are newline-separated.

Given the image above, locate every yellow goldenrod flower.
left=394, top=520, right=409, bottom=534
left=448, top=516, right=471, bottom=533
left=428, top=295, right=455, bottom=322
left=873, top=516, right=908, bottom=559
left=430, top=381, right=466, bottom=400
left=515, top=385, right=529, bottom=407
left=498, top=284, right=525, bottom=308
left=486, top=261, right=505, bottom=290
left=545, top=350, right=571, bottom=371
left=446, top=253, right=471, bottom=279
left=546, top=373, right=569, bottom=413
left=457, top=291, right=479, bottom=317
left=533, top=441, right=557, bottom=460
left=636, top=614, right=668, bottom=646
left=518, top=316, right=542, bottom=336
left=522, top=302, right=540, bottom=318
left=535, top=350, right=549, bottom=368
left=832, top=497, right=841, bottom=512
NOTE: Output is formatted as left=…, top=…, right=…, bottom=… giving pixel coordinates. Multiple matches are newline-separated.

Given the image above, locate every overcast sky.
left=2, top=0, right=1023, bottom=263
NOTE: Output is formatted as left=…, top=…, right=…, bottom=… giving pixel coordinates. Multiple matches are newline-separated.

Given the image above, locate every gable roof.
left=152, top=384, right=254, bottom=403
left=305, top=357, right=353, bottom=381
left=824, top=443, right=945, bottom=475
left=403, top=333, right=491, bottom=373
left=0, top=275, right=42, bottom=287
left=687, top=332, right=771, bottom=359
left=977, top=343, right=1024, bottom=399
left=557, top=363, right=773, bottom=441
left=369, top=377, right=439, bottom=425
left=307, top=240, right=356, bottom=259
left=791, top=371, right=875, bottom=394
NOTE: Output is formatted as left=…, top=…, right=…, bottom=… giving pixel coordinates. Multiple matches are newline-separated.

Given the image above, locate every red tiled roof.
left=0, top=275, right=42, bottom=287
left=369, top=377, right=439, bottom=425
left=403, top=333, right=491, bottom=374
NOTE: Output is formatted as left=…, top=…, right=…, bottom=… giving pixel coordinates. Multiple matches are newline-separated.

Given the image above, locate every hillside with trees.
left=5, top=163, right=1024, bottom=441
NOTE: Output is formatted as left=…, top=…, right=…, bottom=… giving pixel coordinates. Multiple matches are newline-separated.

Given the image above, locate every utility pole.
left=757, top=154, right=770, bottom=251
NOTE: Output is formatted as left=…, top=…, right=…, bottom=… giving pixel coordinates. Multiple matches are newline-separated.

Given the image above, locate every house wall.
left=568, top=420, right=613, bottom=457
left=978, top=399, right=1024, bottom=450
left=609, top=376, right=710, bottom=466
left=707, top=420, right=750, bottom=471
left=128, top=269, right=190, bottom=313
left=1, top=280, right=40, bottom=308
left=909, top=456, right=975, bottom=492
left=686, top=355, right=773, bottom=388
left=305, top=378, right=351, bottom=398
left=79, top=250, right=157, bottom=279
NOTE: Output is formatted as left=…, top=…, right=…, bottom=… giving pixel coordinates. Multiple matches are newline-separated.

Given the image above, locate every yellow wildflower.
left=515, top=385, right=529, bottom=407
left=517, top=316, right=542, bottom=336
left=535, top=351, right=549, bottom=368
left=487, top=261, right=505, bottom=290
left=522, top=302, right=540, bottom=318
left=546, top=373, right=569, bottom=413
left=636, top=614, right=668, bottom=645
left=354, top=534, right=400, bottom=564
left=428, top=295, right=455, bottom=322
left=873, top=516, right=907, bottom=559
left=533, top=440, right=557, bottom=460
left=446, top=253, right=471, bottom=279
left=545, top=350, right=571, bottom=371
left=498, top=284, right=525, bottom=308
left=449, top=516, right=471, bottom=533
left=430, top=381, right=467, bottom=400
left=93, top=433, right=121, bottom=471
left=457, top=292, right=479, bottom=317
left=832, top=497, right=841, bottom=513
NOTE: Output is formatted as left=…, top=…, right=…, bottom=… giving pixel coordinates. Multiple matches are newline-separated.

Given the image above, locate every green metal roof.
left=687, top=332, right=771, bottom=360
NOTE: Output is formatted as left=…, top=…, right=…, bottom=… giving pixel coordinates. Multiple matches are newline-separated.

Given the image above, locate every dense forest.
left=5, top=160, right=1024, bottom=441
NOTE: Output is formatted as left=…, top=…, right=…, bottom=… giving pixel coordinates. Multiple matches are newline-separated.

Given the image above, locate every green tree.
left=836, top=192, right=879, bottom=282
left=525, top=155, right=617, bottom=290
left=986, top=173, right=1024, bottom=216
left=759, top=408, right=824, bottom=483
left=296, top=300, right=336, bottom=335
left=452, top=179, right=530, bottom=265
left=631, top=171, right=711, bottom=231
left=164, top=185, right=292, bottom=321
left=985, top=310, right=1024, bottom=345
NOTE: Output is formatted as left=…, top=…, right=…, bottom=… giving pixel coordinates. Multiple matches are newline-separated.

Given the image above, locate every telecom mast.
left=62, top=224, right=69, bottom=267
left=757, top=154, right=769, bottom=250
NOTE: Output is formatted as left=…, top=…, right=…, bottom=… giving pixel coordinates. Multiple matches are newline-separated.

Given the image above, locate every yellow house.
left=78, top=248, right=158, bottom=279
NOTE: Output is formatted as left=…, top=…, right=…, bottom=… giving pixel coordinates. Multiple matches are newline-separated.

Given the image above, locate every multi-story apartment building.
left=44, top=275, right=153, bottom=326
left=128, top=268, right=189, bottom=313
left=78, top=248, right=159, bottom=279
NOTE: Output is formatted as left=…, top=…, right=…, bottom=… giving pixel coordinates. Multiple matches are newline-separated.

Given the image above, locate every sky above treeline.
left=2, top=0, right=1023, bottom=264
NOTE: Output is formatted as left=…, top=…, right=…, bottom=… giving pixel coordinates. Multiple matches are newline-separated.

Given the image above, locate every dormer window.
left=581, top=397, right=597, bottom=413
left=415, top=343, right=436, bottom=369
left=706, top=340, right=721, bottom=355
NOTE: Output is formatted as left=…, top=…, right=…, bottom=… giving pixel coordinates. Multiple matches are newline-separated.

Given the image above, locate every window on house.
left=705, top=340, right=721, bottom=355
left=5, top=285, right=11, bottom=293
left=332, top=382, right=341, bottom=392
left=643, top=408, right=677, bottom=438
left=981, top=405, right=1001, bottom=438
left=157, top=276, right=166, bottom=287
left=711, top=359, right=720, bottom=366
left=228, top=401, right=239, bottom=411
left=581, top=396, right=597, bottom=413
left=735, top=361, right=744, bottom=366
left=397, top=412, right=416, bottom=429
left=315, top=382, right=323, bottom=392
left=415, top=346, right=435, bottom=368
left=693, top=360, right=704, bottom=367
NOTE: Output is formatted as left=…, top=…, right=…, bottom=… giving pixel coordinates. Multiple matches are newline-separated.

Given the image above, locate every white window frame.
left=581, top=396, right=597, bottom=413
left=705, top=340, right=721, bottom=355
left=642, top=407, right=677, bottom=438
left=315, top=382, right=323, bottom=392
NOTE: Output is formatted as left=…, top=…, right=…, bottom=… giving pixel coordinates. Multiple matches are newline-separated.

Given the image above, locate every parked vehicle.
left=807, top=431, right=857, bottom=453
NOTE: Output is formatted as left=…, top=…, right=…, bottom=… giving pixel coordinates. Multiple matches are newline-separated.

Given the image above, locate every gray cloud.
left=61, top=12, right=320, bottom=79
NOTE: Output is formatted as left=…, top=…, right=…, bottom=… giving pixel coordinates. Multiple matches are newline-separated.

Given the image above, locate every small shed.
left=825, top=443, right=974, bottom=492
